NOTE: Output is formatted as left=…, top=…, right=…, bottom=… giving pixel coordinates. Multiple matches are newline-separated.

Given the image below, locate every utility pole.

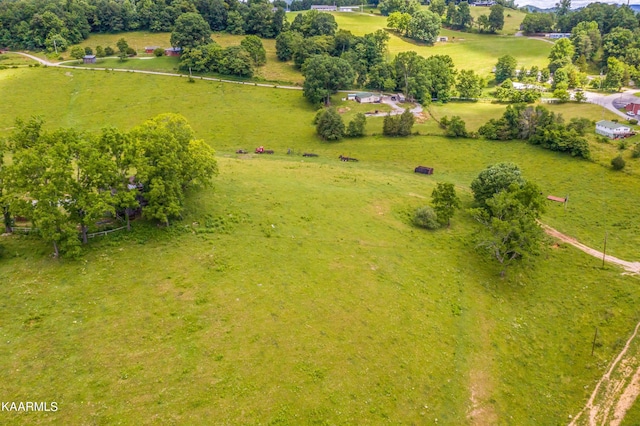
left=53, top=38, right=58, bottom=55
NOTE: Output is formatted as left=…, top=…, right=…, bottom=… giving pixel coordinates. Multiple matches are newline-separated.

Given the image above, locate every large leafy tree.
left=520, top=13, right=554, bottom=34
left=275, top=31, right=303, bottom=61
left=470, top=162, right=525, bottom=208
left=431, top=182, right=460, bottom=227
left=488, top=4, right=504, bottom=33
left=387, top=12, right=411, bottom=36
left=454, top=1, right=473, bottom=30
left=393, top=51, right=429, bottom=102
left=604, top=56, right=626, bottom=90
left=290, top=10, right=337, bottom=37
left=470, top=182, right=544, bottom=276
left=425, top=54, right=456, bottom=101
left=97, top=128, right=138, bottom=231
left=570, top=21, right=601, bottom=61
left=407, top=10, right=441, bottom=44
left=170, top=12, right=212, bottom=49
left=302, top=55, right=355, bottom=106
left=240, top=35, right=266, bottom=66
left=316, top=108, right=345, bottom=141
left=67, top=131, right=118, bottom=244
left=495, top=54, right=517, bottom=84
left=6, top=119, right=80, bottom=257
left=456, top=69, right=484, bottom=99
left=129, top=113, right=217, bottom=226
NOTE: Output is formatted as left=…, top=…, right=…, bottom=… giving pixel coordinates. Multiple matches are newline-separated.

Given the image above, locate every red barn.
left=144, top=46, right=160, bottom=54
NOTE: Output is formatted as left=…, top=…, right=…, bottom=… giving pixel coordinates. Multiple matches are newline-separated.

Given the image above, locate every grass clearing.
left=1, top=66, right=640, bottom=423
left=66, top=31, right=304, bottom=84
left=324, top=12, right=552, bottom=75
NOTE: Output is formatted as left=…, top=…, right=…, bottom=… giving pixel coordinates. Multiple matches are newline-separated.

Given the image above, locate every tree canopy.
left=170, top=12, right=212, bottom=49
left=302, top=55, right=355, bottom=105
left=2, top=114, right=217, bottom=257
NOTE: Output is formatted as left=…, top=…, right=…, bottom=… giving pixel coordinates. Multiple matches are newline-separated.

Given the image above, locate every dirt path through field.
left=568, top=321, right=640, bottom=426
left=540, top=224, right=640, bottom=425
left=540, top=224, right=640, bottom=275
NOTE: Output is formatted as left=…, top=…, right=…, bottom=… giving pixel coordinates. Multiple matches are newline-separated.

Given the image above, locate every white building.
left=355, top=92, right=381, bottom=103
left=338, top=6, right=359, bottom=11
left=310, top=5, right=337, bottom=11
left=547, top=33, right=571, bottom=39
left=595, top=120, right=632, bottom=139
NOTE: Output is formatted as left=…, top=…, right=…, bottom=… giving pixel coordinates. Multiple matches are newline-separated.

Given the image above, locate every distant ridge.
left=523, top=5, right=557, bottom=12
left=522, top=3, right=640, bottom=12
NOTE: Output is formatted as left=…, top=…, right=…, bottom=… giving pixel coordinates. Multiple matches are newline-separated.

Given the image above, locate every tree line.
left=276, top=23, right=485, bottom=105
left=520, top=2, right=640, bottom=87
left=0, top=113, right=217, bottom=258
left=0, top=0, right=286, bottom=51
left=478, top=103, right=591, bottom=158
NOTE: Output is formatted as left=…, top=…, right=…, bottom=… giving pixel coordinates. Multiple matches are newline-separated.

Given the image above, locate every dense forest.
left=0, top=0, right=289, bottom=49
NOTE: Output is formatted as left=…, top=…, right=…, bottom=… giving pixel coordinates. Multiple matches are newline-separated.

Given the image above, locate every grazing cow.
left=303, top=153, right=318, bottom=157
left=339, top=155, right=358, bottom=162
left=236, top=149, right=248, bottom=154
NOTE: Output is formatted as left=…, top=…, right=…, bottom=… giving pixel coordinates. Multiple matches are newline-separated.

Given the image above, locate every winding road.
left=582, top=88, right=640, bottom=119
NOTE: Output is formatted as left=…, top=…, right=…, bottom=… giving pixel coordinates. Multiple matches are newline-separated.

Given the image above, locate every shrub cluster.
left=478, top=104, right=590, bottom=159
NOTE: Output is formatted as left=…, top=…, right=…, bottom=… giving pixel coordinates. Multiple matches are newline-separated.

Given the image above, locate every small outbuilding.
left=547, top=32, right=571, bottom=39
left=625, top=103, right=640, bottom=116
left=414, top=166, right=434, bottom=175
left=310, top=5, right=337, bottom=10
left=83, top=55, right=96, bottom=64
left=595, top=120, right=633, bottom=139
left=164, top=47, right=182, bottom=56
left=355, top=92, right=381, bottom=103
left=145, top=46, right=160, bottom=53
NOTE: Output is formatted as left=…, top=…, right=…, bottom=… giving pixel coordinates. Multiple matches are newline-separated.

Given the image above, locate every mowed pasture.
left=1, top=66, right=640, bottom=424
left=62, top=12, right=550, bottom=85
left=66, top=31, right=304, bottom=84
left=326, top=12, right=552, bottom=75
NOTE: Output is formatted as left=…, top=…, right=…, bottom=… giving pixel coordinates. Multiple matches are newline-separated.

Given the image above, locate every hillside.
left=1, top=65, right=640, bottom=423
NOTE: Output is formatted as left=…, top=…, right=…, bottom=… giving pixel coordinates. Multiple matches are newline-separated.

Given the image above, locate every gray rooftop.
left=596, top=120, right=628, bottom=130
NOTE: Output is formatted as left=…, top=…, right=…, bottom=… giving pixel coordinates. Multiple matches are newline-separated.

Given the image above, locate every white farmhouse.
left=595, top=120, right=632, bottom=139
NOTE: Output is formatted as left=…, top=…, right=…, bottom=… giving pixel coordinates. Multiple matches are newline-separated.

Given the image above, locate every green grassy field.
left=0, top=52, right=38, bottom=66
left=324, top=12, right=552, bottom=75
left=467, top=6, right=528, bottom=35
left=66, top=31, right=304, bottom=84
left=1, top=65, right=640, bottom=424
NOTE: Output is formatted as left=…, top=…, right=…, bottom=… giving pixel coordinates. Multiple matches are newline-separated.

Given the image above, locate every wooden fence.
left=12, top=226, right=38, bottom=234
left=10, top=225, right=127, bottom=238
left=86, top=226, right=127, bottom=239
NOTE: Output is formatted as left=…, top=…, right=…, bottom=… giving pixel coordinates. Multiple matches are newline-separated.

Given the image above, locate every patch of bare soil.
left=611, top=364, right=640, bottom=425
left=337, top=107, right=351, bottom=114
left=414, top=112, right=429, bottom=123
left=569, top=323, right=640, bottom=426
left=467, top=307, right=498, bottom=425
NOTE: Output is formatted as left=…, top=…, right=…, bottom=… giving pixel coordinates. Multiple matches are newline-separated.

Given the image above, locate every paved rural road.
left=583, top=88, right=640, bottom=119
